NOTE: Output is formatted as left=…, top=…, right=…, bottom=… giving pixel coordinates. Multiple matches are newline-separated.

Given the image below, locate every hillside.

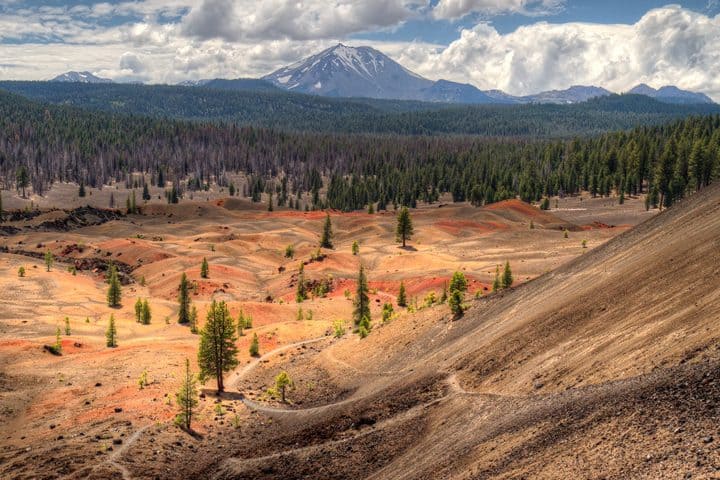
left=197, top=183, right=720, bottom=478
left=0, top=82, right=718, bottom=137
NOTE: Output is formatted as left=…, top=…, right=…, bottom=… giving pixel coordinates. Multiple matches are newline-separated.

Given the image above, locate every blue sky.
left=0, top=1, right=719, bottom=99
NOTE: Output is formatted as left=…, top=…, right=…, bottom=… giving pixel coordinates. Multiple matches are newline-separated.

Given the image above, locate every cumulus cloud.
left=433, top=0, right=564, bottom=20
left=0, top=2, right=720, bottom=102
left=181, top=0, right=427, bottom=41
left=399, top=6, right=720, bottom=100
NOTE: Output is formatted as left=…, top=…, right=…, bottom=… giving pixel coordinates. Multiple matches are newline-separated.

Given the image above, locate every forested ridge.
left=0, top=89, right=718, bottom=212
left=1, top=81, right=718, bottom=137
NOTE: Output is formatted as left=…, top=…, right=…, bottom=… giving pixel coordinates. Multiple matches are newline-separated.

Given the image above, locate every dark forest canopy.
left=1, top=81, right=719, bottom=137
left=0, top=90, right=718, bottom=212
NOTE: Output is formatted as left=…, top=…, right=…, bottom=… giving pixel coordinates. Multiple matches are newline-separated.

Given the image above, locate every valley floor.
left=4, top=187, right=711, bottom=479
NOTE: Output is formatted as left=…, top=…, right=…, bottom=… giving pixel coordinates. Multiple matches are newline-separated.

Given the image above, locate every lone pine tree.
left=200, top=257, right=209, bottom=279
left=274, top=371, right=292, bottom=403
left=320, top=213, right=333, bottom=248
left=106, top=314, right=117, bottom=347
left=134, top=298, right=143, bottom=323
left=492, top=265, right=501, bottom=293
left=141, top=300, right=151, bottom=325
left=353, top=264, right=370, bottom=327
left=249, top=332, right=260, bottom=357
left=296, top=262, right=307, bottom=303
left=107, top=266, right=122, bottom=308
left=175, top=358, right=198, bottom=431
left=44, top=250, right=53, bottom=272
left=397, top=281, right=407, bottom=307
left=396, top=207, right=414, bottom=248
left=502, top=261, right=514, bottom=289
left=178, top=273, right=191, bottom=324
left=198, top=300, right=238, bottom=393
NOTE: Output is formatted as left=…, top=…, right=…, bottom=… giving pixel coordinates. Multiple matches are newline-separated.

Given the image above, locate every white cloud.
left=399, top=6, right=720, bottom=100
left=181, top=0, right=428, bottom=41
left=0, top=3, right=719, bottom=102
left=433, top=0, right=564, bottom=20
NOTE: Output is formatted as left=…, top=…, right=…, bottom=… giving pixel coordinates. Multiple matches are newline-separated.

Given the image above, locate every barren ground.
left=3, top=183, right=705, bottom=479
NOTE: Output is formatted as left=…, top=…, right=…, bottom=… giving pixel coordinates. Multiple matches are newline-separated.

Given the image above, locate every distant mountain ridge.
left=49, top=46, right=715, bottom=106
left=628, top=83, right=714, bottom=105
left=51, top=71, right=112, bottom=84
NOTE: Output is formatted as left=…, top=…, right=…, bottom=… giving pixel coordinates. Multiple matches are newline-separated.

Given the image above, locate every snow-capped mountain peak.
left=50, top=71, right=112, bottom=84
left=263, top=43, right=432, bottom=99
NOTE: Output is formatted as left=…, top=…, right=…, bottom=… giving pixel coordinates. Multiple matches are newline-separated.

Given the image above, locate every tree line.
left=0, top=90, right=718, bottom=211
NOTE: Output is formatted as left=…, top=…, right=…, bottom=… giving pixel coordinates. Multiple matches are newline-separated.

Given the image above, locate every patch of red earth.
left=0, top=338, right=37, bottom=351
left=484, top=199, right=544, bottom=218
left=434, top=219, right=509, bottom=235
left=57, top=338, right=89, bottom=354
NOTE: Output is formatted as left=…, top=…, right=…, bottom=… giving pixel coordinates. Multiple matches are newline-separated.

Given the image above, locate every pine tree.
left=249, top=332, right=259, bottom=357
left=106, top=314, right=117, bottom=347
left=175, top=358, right=198, bottom=431
left=351, top=241, right=359, bottom=255
left=358, top=315, right=371, bottom=338
left=189, top=305, right=198, bottom=334
left=142, top=300, right=151, bottom=325
left=268, top=192, right=274, bottom=212
left=449, top=271, right=468, bottom=293
left=440, top=282, right=448, bottom=303
left=142, top=182, right=151, bottom=201
left=44, top=250, right=54, bottom=272
left=448, top=289, right=464, bottom=317
left=64, top=317, right=71, bottom=335
left=353, top=264, right=370, bottom=326
left=197, top=301, right=238, bottom=393
left=16, top=166, right=28, bottom=198
left=274, top=371, right=292, bottom=403
left=237, top=311, right=246, bottom=336
left=18, top=266, right=25, bottom=277
left=296, top=262, right=307, bottom=303
left=0, top=191, right=3, bottom=222
left=134, top=298, right=143, bottom=323
left=107, top=266, right=122, bottom=307
left=320, top=213, right=333, bottom=248
left=200, top=257, right=209, bottom=279
left=502, top=261, right=513, bottom=289
left=178, top=272, right=191, bottom=324
left=54, top=326, right=62, bottom=353
left=109, top=192, right=115, bottom=209
left=78, top=182, right=86, bottom=198
left=396, top=207, right=414, bottom=248
left=492, top=265, right=501, bottom=293
left=397, top=281, right=407, bottom=307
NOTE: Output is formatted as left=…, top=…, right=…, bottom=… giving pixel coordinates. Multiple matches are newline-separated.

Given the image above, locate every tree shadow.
left=200, top=388, right=245, bottom=401
left=398, top=245, right=417, bottom=252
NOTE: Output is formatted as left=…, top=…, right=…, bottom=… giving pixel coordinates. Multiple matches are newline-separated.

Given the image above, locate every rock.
left=49, top=424, right=56, bottom=429
left=95, top=382, right=102, bottom=387
left=113, top=438, right=123, bottom=445
left=114, top=407, right=123, bottom=413
left=703, top=436, right=713, bottom=444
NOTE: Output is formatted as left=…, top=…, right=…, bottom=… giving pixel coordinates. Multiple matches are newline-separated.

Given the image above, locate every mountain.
left=419, top=80, right=508, bottom=104
left=628, top=84, right=714, bottom=104
left=177, top=79, right=210, bottom=87
left=50, top=71, right=112, bottom=84
left=263, top=43, right=432, bottom=100
left=521, top=85, right=612, bottom=104
left=200, top=78, right=280, bottom=93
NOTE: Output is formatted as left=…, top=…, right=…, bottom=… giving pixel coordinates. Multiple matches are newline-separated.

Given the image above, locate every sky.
left=1, top=1, right=720, bottom=99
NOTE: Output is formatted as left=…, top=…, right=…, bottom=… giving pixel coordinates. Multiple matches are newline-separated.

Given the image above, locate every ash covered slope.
left=211, top=184, right=720, bottom=479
